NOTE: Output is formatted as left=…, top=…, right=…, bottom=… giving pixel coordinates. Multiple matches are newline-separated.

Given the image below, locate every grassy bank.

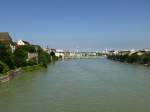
left=0, top=64, right=46, bottom=84
left=0, top=64, right=44, bottom=76
left=20, top=64, right=45, bottom=73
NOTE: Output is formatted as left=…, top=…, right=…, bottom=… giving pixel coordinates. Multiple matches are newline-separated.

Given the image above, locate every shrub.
left=0, top=61, right=9, bottom=74
left=0, top=43, right=14, bottom=69
left=38, top=48, right=51, bottom=65
left=14, top=45, right=36, bottom=67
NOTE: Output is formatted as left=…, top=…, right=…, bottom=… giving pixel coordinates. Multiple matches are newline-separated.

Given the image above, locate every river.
left=0, top=58, right=150, bottom=112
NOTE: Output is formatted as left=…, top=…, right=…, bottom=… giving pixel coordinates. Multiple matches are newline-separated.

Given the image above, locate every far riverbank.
left=107, top=50, right=150, bottom=66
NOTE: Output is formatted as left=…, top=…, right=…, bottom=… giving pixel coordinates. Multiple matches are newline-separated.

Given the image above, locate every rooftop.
left=0, top=32, right=12, bottom=45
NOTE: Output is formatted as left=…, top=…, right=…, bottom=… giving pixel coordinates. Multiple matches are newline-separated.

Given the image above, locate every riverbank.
left=0, top=64, right=45, bottom=84
left=107, top=51, right=150, bottom=66
left=64, top=56, right=105, bottom=60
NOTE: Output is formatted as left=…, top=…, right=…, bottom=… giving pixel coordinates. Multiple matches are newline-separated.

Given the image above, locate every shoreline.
left=107, top=57, right=150, bottom=67
left=64, top=56, right=106, bottom=59
left=0, top=64, right=44, bottom=84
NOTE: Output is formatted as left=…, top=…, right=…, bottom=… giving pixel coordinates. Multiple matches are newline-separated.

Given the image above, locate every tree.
left=14, top=45, right=36, bottom=67
left=38, top=48, right=51, bottom=65
left=50, top=51, right=58, bottom=61
left=0, top=61, right=9, bottom=74
left=142, top=54, right=150, bottom=64
left=0, top=43, right=14, bottom=69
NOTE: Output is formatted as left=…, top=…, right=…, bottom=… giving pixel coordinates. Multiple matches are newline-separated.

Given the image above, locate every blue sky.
left=0, top=0, right=149, bottom=51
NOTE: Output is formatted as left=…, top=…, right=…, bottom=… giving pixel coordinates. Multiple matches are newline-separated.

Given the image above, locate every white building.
left=144, top=48, right=150, bottom=52
left=10, top=43, right=16, bottom=53
left=55, top=49, right=65, bottom=59
left=55, top=52, right=65, bottom=59
left=17, top=40, right=30, bottom=46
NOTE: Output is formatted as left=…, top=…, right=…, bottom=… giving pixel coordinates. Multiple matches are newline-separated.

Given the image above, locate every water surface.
left=0, top=58, right=150, bottom=112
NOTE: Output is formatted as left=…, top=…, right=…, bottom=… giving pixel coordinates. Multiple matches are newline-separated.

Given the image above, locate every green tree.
left=14, top=45, right=36, bottom=67
left=142, top=54, right=150, bottom=64
left=0, top=43, right=14, bottom=69
left=38, top=48, right=51, bottom=65
left=0, top=60, right=9, bottom=74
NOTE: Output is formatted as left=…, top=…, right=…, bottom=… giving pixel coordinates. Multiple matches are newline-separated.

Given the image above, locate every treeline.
left=0, top=43, right=57, bottom=75
left=107, top=53, right=150, bottom=65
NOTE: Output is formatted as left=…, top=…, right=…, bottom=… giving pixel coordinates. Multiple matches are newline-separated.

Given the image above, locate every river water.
left=0, top=58, right=150, bottom=112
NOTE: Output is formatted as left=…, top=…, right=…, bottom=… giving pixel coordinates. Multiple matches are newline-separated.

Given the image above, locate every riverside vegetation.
left=0, top=43, right=57, bottom=77
left=107, top=51, right=150, bottom=66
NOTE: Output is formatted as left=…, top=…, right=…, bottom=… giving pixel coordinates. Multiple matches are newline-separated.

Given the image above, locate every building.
left=143, top=48, right=150, bottom=52
left=10, top=42, right=17, bottom=53
left=0, top=32, right=16, bottom=53
left=26, top=52, right=38, bottom=63
left=0, top=32, right=12, bottom=46
left=55, top=49, right=65, bottom=59
left=17, top=40, right=30, bottom=46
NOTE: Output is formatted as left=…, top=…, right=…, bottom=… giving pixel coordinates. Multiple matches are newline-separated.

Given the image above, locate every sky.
left=0, top=0, right=150, bottom=51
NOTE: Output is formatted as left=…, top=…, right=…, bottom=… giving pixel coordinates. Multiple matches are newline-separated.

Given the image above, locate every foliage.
left=0, top=43, right=14, bottom=69
left=21, top=64, right=43, bottom=72
left=14, top=45, right=38, bottom=67
left=16, top=45, right=36, bottom=53
left=107, top=52, right=150, bottom=65
left=0, top=60, right=9, bottom=74
left=14, top=46, right=28, bottom=67
left=141, top=54, right=150, bottom=64
left=38, top=48, right=51, bottom=65
left=0, top=43, right=58, bottom=75
left=50, top=51, right=58, bottom=61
